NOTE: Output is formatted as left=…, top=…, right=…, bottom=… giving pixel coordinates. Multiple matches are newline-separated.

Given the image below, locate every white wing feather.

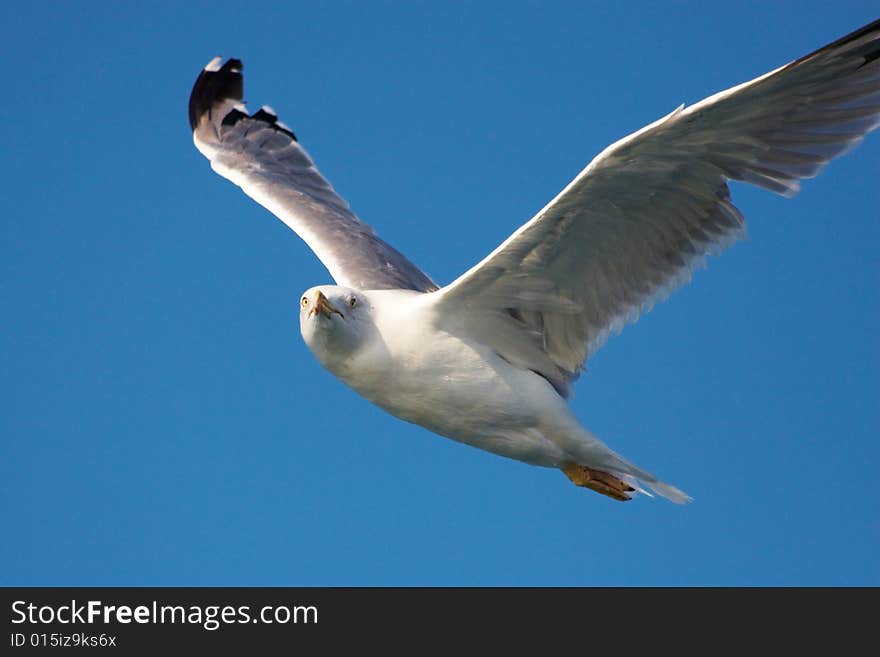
left=435, top=19, right=880, bottom=396
left=189, top=58, right=438, bottom=293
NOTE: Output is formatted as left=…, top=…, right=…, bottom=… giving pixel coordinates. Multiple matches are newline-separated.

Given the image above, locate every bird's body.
left=305, top=287, right=584, bottom=466
left=189, top=18, right=880, bottom=503
left=301, top=285, right=672, bottom=500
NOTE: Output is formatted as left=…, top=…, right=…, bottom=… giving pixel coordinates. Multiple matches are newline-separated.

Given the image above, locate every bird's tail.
left=569, top=429, right=692, bottom=503
left=556, top=417, right=693, bottom=503
left=606, top=456, right=693, bottom=504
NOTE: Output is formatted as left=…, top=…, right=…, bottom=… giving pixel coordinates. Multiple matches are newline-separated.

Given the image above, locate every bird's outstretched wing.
left=434, top=19, right=880, bottom=398
left=189, top=58, right=438, bottom=293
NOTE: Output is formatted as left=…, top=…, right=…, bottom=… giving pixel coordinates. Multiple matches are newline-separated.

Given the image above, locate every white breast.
left=328, top=290, right=551, bottom=440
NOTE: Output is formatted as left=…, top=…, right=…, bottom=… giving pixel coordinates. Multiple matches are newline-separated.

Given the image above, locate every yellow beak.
left=309, top=290, right=345, bottom=319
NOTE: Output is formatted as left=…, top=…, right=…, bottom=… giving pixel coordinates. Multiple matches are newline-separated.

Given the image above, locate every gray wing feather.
left=435, top=19, right=880, bottom=396
left=189, top=58, right=438, bottom=293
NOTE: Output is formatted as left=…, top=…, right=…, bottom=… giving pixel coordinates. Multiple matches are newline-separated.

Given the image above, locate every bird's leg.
left=561, top=463, right=635, bottom=502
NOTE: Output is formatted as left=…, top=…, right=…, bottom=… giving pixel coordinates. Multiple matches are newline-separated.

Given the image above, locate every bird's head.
left=299, top=285, right=371, bottom=365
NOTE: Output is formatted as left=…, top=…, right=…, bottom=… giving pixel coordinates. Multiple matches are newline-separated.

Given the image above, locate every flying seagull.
left=189, top=19, right=880, bottom=503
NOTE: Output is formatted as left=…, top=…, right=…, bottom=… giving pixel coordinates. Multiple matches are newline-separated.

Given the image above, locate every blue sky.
left=2, top=2, right=878, bottom=586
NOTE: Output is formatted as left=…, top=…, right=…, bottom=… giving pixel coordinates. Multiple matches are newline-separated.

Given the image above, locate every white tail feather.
left=608, top=458, right=693, bottom=504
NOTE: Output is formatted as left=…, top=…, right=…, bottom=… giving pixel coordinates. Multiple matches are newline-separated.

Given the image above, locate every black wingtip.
left=251, top=106, right=298, bottom=140
left=829, top=17, right=880, bottom=70
left=188, top=57, right=299, bottom=141
left=188, top=57, right=244, bottom=130
left=789, top=17, right=880, bottom=70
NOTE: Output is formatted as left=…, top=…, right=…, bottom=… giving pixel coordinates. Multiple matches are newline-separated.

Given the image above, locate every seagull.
left=189, top=19, right=880, bottom=503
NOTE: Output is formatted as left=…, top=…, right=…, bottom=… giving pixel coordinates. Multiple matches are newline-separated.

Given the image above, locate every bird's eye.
left=349, top=297, right=357, bottom=308
left=301, top=297, right=309, bottom=307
